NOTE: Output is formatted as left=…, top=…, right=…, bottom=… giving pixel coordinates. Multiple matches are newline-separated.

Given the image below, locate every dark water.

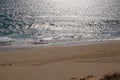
left=0, top=0, right=120, bottom=46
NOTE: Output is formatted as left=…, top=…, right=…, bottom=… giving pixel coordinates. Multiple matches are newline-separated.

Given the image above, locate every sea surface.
left=0, top=0, right=120, bottom=47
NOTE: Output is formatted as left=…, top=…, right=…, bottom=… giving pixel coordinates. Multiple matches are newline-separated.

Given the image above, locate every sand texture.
left=0, top=41, right=120, bottom=80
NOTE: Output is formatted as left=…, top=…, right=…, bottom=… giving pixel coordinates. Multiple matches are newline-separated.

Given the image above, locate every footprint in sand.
left=71, top=75, right=98, bottom=80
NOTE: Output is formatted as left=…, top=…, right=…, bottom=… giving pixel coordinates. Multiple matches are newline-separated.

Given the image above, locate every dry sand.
left=0, top=40, right=120, bottom=80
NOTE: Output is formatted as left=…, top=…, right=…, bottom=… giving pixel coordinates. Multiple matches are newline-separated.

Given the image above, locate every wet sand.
left=0, top=40, right=120, bottom=80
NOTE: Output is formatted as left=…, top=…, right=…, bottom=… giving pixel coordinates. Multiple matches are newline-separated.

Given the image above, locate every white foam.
left=31, top=23, right=64, bottom=31
left=43, top=37, right=53, bottom=40
left=0, top=37, right=16, bottom=42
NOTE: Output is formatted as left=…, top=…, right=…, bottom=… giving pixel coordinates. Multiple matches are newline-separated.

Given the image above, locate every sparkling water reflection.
left=0, top=0, right=120, bottom=46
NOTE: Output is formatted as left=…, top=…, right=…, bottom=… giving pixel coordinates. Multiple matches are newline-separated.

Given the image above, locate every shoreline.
left=0, top=39, right=119, bottom=49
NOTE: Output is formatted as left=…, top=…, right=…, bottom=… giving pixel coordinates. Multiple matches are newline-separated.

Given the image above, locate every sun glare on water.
left=47, top=0, right=100, bottom=16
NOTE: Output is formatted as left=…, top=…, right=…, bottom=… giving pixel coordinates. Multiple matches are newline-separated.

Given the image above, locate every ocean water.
left=0, top=0, right=120, bottom=46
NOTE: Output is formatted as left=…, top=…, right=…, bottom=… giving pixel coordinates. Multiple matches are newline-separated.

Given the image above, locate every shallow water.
left=0, top=0, right=120, bottom=46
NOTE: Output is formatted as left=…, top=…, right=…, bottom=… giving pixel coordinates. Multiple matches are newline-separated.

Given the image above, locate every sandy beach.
left=0, top=41, right=120, bottom=80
